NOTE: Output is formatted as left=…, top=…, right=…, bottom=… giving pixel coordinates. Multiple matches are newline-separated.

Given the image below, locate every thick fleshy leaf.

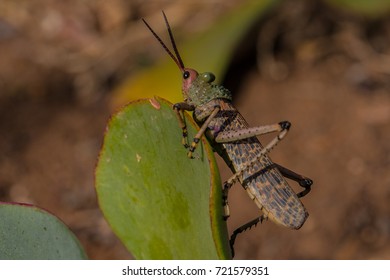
left=0, top=203, right=87, bottom=260
left=95, top=97, right=230, bottom=259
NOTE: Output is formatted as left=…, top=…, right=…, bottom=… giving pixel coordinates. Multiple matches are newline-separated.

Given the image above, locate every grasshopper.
left=143, top=12, right=313, bottom=257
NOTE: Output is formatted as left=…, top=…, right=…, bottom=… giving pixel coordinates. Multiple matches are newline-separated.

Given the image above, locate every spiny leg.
left=173, top=102, right=194, bottom=148
left=230, top=215, right=267, bottom=258
left=274, top=163, right=313, bottom=198
left=224, top=121, right=291, bottom=186
left=215, top=121, right=290, bottom=143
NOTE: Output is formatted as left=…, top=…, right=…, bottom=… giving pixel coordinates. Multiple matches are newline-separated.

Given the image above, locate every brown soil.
left=0, top=1, right=389, bottom=259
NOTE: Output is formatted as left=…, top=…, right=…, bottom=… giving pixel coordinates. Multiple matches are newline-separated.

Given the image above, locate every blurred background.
left=0, top=0, right=389, bottom=259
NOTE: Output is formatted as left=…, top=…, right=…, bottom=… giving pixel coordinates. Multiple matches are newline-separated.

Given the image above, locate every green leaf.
left=95, top=97, right=230, bottom=259
left=111, top=0, right=280, bottom=107
left=0, top=203, right=87, bottom=260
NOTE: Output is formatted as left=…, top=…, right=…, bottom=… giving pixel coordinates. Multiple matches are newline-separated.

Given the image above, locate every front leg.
left=173, top=102, right=195, bottom=148
left=187, top=105, right=220, bottom=158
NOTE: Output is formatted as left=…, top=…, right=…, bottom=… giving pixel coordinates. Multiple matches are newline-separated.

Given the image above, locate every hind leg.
left=274, top=163, right=313, bottom=197
left=229, top=215, right=267, bottom=258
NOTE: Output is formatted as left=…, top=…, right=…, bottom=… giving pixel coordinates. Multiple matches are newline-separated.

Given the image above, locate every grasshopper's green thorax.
left=184, top=70, right=232, bottom=107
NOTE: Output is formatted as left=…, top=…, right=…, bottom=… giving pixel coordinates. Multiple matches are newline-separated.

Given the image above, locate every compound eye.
left=183, top=71, right=190, bottom=79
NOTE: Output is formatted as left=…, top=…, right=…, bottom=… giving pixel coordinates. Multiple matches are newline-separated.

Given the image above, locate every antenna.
left=142, top=11, right=185, bottom=71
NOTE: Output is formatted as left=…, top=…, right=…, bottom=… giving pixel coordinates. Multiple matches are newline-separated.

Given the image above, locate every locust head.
left=181, top=69, right=220, bottom=106
left=143, top=12, right=230, bottom=106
